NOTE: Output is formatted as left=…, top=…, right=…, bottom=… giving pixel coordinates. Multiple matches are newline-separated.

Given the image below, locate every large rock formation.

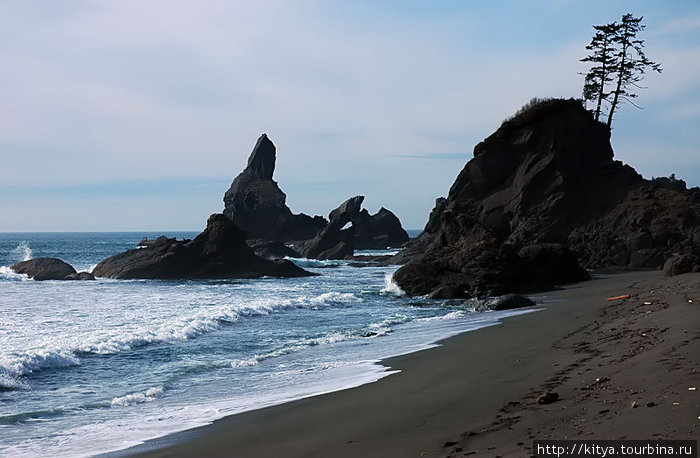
left=11, top=258, right=95, bottom=281
left=223, top=134, right=326, bottom=241
left=290, top=195, right=411, bottom=259
left=394, top=98, right=700, bottom=297
left=353, top=207, right=409, bottom=249
left=223, top=134, right=410, bottom=258
left=93, top=214, right=312, bottom=279
left=291, top=196, right=363, bottom=260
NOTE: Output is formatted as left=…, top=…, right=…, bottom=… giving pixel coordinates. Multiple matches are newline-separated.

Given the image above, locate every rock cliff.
left=394, top=98, right=700, bottom=297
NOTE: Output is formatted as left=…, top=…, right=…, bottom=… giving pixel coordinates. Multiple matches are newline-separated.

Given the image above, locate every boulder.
left=482, top=294, right=535, bottom=311
left=11, top=258, right=79, bottom=280
left=353, top=207, right=410, bottom=250
left=247, top=239, right=301, bottom=260
left=92, top=214, right=313, bottom=279
left=222, top=134, right=326, bottom=241
left=65, top=272, right=97, bottom=281
left=663, top=255, right=698, bottom=277
left=427, top=285, right=466, bottom=299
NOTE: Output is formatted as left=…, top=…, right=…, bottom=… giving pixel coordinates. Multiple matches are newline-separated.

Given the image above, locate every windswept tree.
left=606, top=13, right=662, bottom=128
left=581, top=13, right=661, bottom=128
left=581, top=23, right=618, bottom=122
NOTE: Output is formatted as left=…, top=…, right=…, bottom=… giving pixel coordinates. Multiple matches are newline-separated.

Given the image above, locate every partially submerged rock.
left=92, top=214, right=312, bottom=279
left=247, top=239, right=301, bottom=260
left=11, top=257, right=94, bottom=281
left=482, top=294, right=535, bottom=311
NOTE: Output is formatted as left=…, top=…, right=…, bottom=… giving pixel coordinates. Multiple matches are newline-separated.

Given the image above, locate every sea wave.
left=380, top=273, right=405, bottom=296
left=1, top=291, right=365, bottom=379
left=0, top=265, right=30, bottom=281
left=110, top=386, right=164, bottom=407
left=284, top=257, right=346, bottom=268
left=12, top=241, right=33, bottom=262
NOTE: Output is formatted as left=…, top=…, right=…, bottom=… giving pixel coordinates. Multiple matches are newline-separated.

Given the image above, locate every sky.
left=1, top=0, right=699, bottom=231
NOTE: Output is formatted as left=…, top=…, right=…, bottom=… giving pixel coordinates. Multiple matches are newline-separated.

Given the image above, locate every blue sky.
left=1, top=1, right=699, bottom=231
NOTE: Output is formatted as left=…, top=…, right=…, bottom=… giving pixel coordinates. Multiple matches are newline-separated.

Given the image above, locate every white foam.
left=110, top=386, right=164, bottom=407
left=284, top=257, right=345, bottom=268
left=0, top=291, right=365, bottom=379
left=0, top=371, right=29, bottom=390
left=416, top=310, right=468, bottom=322
left=380, top=272, right=405, bottom=296
left=1, top=348, right=81, bottom=377
left=0, top=265, right=30, bottom=281
left=12, top=241, right=33, bottom=262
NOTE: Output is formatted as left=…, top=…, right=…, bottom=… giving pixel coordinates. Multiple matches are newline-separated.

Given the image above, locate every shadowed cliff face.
left=394, top=98, right=700, bottom=297
left=223, top=134, right=327, bottom=242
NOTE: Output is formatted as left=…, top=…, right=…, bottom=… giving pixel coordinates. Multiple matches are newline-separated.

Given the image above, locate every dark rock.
left=626, top=231, right=653, bottom=252
left=392, top=98, right=700, bottom=296
left=518, top=244, right=590, bottom=285
left=629, top=248, right=661, bottom=269
left=427, top=285, right=466, bottom=299
left=663, top=255, right=698, bottom=277
left=290, top=195, right=410, bottom=259
left=353, top=207, right=409, bottom=250
left=329, top=195, right=364, bottom=223
left=11, top=258, right=77, bottom=280
left=483, top=294, right=535, bottom=311
left=222, top=134, right=327, bottom=241
left=536, top=392, right=559, bottom=405
left=65, top=272, right=96, bottom=281
left=294, top=196, right=361, bottom=260
left=93, top=214, right=313, bottom=279
left=247, top=239, right=300, bottom=260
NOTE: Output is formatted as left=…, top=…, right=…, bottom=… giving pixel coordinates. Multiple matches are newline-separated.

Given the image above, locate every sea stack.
left=393, top=98, right=700, bottom=297
left=223, top=134, right=411, bottom=259
left=222, top=134, right=327, bottom=242
left=92, top=213, right=313, bottom=279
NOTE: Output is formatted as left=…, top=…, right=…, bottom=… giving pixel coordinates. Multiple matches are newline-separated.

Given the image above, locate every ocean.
left=0, top=232, right=535, bottom=457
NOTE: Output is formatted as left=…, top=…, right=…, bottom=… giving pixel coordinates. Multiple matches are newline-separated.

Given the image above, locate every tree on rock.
left=581, top=23, right=618, bottom=122
left=580, top=13, right=661, bottom=128
left=606, top=14, right=661, bottom=128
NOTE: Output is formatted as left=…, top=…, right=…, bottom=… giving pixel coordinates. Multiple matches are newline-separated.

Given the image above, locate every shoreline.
left=112, top=269, right=698, bottom=457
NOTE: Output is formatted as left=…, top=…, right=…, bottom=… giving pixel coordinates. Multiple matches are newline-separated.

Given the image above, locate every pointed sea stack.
left=394, top=98, right=700, bottom=297
left=223, top=134, right=326, bottom=241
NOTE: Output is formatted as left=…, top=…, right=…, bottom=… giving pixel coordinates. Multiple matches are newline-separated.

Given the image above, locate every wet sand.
left=119, top=270, right=699, bottom=457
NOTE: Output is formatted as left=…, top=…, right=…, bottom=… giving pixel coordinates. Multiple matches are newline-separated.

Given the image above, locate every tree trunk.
left=594, top=36, right=609, bottom=122
left=607, top=27, right=629, bottom=128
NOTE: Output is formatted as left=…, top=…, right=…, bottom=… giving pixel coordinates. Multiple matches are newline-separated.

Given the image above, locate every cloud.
left=1, top=1, right=699, bottom=230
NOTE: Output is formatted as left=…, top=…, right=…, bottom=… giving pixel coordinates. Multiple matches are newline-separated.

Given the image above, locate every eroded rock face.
left=394, top=98, right=700, bottom=297
left=92, top=214, right=312, bottom=279
left=222, top=135, right=410, bottom=258
left=223, top=134, right=326, bottom=242
left=353, top=207, right=409, bottom=250
left=11, top=258, right=94, bottom=281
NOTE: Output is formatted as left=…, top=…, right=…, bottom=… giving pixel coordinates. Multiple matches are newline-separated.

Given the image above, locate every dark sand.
left=120, top=270, right=699, bottom=457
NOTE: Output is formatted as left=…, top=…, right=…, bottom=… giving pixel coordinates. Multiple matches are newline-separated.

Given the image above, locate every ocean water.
left=0, top=232, right=534, bottom=457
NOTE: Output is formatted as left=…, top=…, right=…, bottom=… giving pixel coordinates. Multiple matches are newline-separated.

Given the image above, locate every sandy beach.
left=113, top=269, right=699, bottom=457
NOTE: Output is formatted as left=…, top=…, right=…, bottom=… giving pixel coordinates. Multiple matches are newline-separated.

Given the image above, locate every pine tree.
left=581, top=23, right=619, bottom=122
left=606, top=14, right=662, bottom=128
